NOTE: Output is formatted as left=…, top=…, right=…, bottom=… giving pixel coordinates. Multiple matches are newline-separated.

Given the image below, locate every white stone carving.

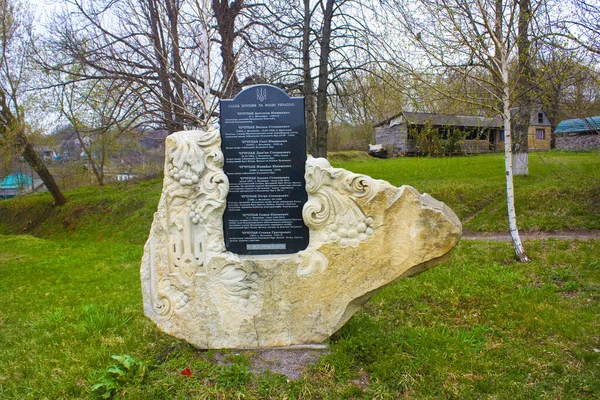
left=219, top=264, right=260, bottom=300
left=304, top=157, right=378, bottom=249
left=141, top=130, right=462, bottom=349
left=163, top=129, right=228, bottom=285
left=295, top=247, right=328, bottom=277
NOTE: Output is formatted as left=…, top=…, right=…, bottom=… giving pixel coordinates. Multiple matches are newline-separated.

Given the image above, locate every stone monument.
left=141, top=85, right=462, bottom=349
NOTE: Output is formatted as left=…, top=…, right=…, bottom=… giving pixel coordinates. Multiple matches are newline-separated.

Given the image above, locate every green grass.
left=0, top=179, right=162, bottom=244
left=332, top=151, right=600, bottom=232
left=0, top=151, right=598, bottom=241
left=0, top=235, right=598, bottom=398
left=327, top=150, right=374, bottom=162
left=0, top=150, right=599, bottom=398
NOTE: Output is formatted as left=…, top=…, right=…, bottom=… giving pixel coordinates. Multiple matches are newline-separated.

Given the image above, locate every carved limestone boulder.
left=141, top=130, right=462, bottom=349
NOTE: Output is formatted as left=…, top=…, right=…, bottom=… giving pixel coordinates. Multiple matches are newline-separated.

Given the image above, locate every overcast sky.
left=28, top=0, right=60, bottom=23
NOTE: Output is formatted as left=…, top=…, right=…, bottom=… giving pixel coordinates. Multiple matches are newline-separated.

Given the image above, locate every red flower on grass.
left=181, top=367, right=192, bottom=377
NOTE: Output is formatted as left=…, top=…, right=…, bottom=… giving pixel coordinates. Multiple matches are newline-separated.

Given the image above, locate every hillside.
left=1, top=151, right=598, bottom=242
left=0, top=179, right=162, bottom=244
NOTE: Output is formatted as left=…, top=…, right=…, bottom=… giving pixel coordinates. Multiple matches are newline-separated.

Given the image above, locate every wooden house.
left=374, top=111, right=502, bottom=155
left=506, top=105, right=552, bottom=151
left=375, top=107, right=552, bottom=155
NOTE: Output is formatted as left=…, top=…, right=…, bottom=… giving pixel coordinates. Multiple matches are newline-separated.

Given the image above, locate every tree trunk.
left=19, top=135, right=67, bottom=205
left=147, top=0, right=181, bottom=132
left=75, top=130, right=104, bottom=186
left=165, top=0, right=186, bottom=128
left=502, top=60, right=529, bottom=262
left=303, top=0, right=317, bottom=156
left=0, top=89, right=66, bottom=205
left=514, top=0, right=531, bottom=176
left=315, top=0, right=335, bottom=159
left=213, top=0, right=243, bottom=99
left=512, top=151, right=528, bottom=175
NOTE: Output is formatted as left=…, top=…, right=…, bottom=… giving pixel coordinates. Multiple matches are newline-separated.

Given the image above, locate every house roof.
left=375, top=111, right=502, bottom=128
left=0, top=173, right=32, bottom=189
left=555, top=117, right=600, bottom=134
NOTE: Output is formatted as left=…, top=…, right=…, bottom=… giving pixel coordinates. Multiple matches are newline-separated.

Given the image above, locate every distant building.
left=49, top=126, right=84, bottom=160
left=116, top=173, right=137, bottom=182
left=510, top=105, right=552, bottom=151
left=35, top=146, right=60, bottom=161
left=555, top=116, right=600, bottom=150
left=555, top=116, right=600, bottom=136
left=374, top=111, right=502, bottom=155
left=374, top=107, right=552, bottom=156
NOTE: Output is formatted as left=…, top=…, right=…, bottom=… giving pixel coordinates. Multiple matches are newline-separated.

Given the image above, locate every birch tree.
left=381, top=0, right=538, bottom=261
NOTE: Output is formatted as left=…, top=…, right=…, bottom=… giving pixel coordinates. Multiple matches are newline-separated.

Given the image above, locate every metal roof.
left=0, top=173, right=32, bottom=189
left=400, top=112, right=502, bottom=128
left=375, top=111, right=502, bottom=128
left=555, top=117, right=600, bottom=134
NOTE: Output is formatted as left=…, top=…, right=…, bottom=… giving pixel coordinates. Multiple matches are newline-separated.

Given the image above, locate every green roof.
left=555, top=117, right=600, bottom=134
left=0, top=173, right=32, bottom=189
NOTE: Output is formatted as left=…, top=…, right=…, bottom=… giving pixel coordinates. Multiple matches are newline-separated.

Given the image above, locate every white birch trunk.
left=501, top=60, right=529, bottom=262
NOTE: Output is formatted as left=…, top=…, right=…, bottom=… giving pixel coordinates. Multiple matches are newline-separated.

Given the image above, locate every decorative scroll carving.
left=146, top=237, right=188, bottom=319
left=164, top=130, right=229, bottom=285
left=303, top=157, right=378, bottom=250
left=153, top=279, right=190, bottom=317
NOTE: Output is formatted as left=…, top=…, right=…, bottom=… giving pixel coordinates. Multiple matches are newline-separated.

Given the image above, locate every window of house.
left=538, top=113, right=544, bottom=124
left=536, top=128, right=545, bottom=139
left=500, top=132, right=505, bottom=141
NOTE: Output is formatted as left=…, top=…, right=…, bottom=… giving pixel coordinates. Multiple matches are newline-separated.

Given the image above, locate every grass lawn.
left=0, top=150, right=599, bottom=398
left=333, top=151, right=600, bottom=232
left=0, top=236, right=598, bottom=398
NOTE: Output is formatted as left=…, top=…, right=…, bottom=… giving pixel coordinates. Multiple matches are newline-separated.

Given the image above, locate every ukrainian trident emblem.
left=256, top=87, right=267, bottom=102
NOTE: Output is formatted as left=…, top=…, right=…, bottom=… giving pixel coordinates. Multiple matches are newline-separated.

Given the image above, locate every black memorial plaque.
left=220, top=84, right=310, bottom=255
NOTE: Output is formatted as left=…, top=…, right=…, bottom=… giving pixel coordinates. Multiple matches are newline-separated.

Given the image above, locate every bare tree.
left=534, top=47, right=600, bottom=140
left=0, top=0, right=66, bottom=205
left=261, top=0, right=382, bottom=157
left=212, top=0, right=243, bottom=98
left=43, top=0, right=382, bottom=162
left=312, top=0, right=336, bottom=157
left=41, top=0, right=222, bottom=131
left=57, top=79, right=145, bottom=186
left=381, top=0, right=540, bottom=261
left=43, top=0, right=309, bottom=133
left=553, top=0, right=600, bottom=56
left=302, top=0, right=318, bottom=154
left=329, top=68, right=412, bottom=126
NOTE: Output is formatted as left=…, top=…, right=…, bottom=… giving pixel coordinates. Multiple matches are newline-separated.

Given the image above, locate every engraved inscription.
left=220, top=85, right=310, bottom=255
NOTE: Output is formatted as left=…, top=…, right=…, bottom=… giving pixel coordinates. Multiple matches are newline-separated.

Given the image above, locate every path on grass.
left=462, top=230, right=600, bottom=241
